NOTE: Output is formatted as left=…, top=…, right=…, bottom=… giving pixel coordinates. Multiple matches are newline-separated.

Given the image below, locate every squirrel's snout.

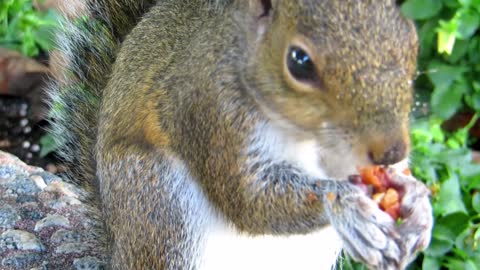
left=368, top=140, right=408, bottom=165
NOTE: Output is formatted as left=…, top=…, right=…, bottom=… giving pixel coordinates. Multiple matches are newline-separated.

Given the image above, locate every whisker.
left=415, top=68, right=438, bottom=79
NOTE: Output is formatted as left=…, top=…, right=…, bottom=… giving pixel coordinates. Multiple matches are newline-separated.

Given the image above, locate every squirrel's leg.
left=97, top=147, right=206, bottom=270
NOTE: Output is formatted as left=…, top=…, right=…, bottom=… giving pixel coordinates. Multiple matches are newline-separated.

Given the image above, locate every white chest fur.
left=199, top=219, right=343, bottom=270
left=196, top=123, right=344, bottom=270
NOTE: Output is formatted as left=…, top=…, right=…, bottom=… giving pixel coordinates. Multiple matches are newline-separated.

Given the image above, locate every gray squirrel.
left=48, top=0, right=433, bottom=269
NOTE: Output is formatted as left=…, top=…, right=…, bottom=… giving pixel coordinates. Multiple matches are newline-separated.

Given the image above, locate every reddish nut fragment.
left=356, top=166, right=403, bottom=220
left=379, top=188, right=401, bottom=220
left=358, top=166, right=389, bottom=192
left=326, top=192, right=337, bottom=203
left=306, top=192, right=318, bottom=203
left=402, top=168, right=412, bottom=176
left=372, top=192, right=385, bottom=204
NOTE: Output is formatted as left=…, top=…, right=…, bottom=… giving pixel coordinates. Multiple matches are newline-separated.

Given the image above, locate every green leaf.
left=418, top=20, right=439, bottom=58
left=473, top=0, right=480, bottom=12
left=473, top=193, right=480, bottom=213
left=33, top=26, right=56, bottom=51
left=427, top=62, right=467, bottom=88
left=466, top=91, right=480, bottom=111
left=445, top=258, right=478, bottom=270
left=468, top=38, right=480, bottom=63
left=39, top=134, right=62, bottom=158
left=436, top=174, right=468, bottom=216
left=445, top=0, right=461, bottom=8
left=431, top=82, right=466, bottom=119
left=467, top=168, right=480, bottom=189
left=437, top=212, right=470, bottom=235
left=458, top=0, right=472, bottom=6
left=431, top=121, right=446, bottom=142
left=401, top=0, right=443, bottom=20
left=474, top=228, right=480, bottom=247
left=432, top=224, right=457, bottom=243
left=459, top=162, right=480, bottom=181
left=446, top=39, right=470, bottom=63
left=425, top=237, right=454, bottom=257
left=456, top=10, right=480, bottom=39
left=455, top=227, right=479, bottom=254
left=465, top=260, right=479, bottom=270
left=421, top=256, right=441, bottom=270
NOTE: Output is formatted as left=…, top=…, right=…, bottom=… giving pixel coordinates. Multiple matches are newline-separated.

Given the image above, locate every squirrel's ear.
left=248, top=0, right=273, bottom=18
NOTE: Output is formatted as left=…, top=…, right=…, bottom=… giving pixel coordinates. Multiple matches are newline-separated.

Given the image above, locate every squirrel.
left=48, top=0, right=433, bottom=269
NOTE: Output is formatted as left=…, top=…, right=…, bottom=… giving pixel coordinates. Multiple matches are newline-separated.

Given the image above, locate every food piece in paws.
left=380, top=188, right=401, bottom=220
left=355, top=166, right=402, bottom=220
left=358, top=166, right=389, bottom=192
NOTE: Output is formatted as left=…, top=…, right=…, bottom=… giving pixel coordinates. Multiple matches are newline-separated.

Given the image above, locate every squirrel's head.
left=238, top=0, right=418, bottom=176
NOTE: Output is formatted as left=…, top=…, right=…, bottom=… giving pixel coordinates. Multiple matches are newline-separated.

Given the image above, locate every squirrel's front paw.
left=388, top=172, right=433, bottom=267
left=326, top=180, right=432, bottom=270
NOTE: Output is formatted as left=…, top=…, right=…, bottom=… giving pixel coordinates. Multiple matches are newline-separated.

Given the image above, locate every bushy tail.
left=48, top=0, right=158, bottom=190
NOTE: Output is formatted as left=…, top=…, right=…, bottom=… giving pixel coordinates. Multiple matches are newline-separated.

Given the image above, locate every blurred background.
left=0, top=0, right=479, bottom=269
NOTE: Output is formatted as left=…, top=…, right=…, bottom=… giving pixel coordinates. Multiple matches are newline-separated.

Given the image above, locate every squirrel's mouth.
left=312, top=126, right=411, bottom=180
left=316, top=148, right=361, bottom=180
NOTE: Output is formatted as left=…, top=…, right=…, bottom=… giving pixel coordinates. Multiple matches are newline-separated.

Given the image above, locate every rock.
left=55, top=242, right=89, bottom=254
left=1, top=252, right=41, bottom=268
left=20, top=207, right=44, bottom=221
left=73, top=256, right=105, bottom=270
left=48, top=194, right=82, bottom=210
left=30, top=265, right=48, bottom=270
left=0, top=205, right=21, bottom=229
left=29, top=264, right=48, bottom=270
left=50, top=229, right=81, bottom=244
left=0, top=166, right=17, bottom=180
left=0, top=151, right=107, bottom=268
left=0, top=152, right=43, bottom=174
left=0, top=230, right=44, bottom=252
left=34, top=214, right=71, bottom=231
left=4, top=176, right=41, bottom=195
left=30, top=175, right=47, bottom=190
left=30, top=171, right=62, bottom=186
left=15, top=194, right=38, bottom=204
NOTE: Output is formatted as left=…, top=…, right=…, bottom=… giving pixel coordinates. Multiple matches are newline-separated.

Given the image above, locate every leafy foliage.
left=1, top=0, right=62, bottom=156
left=0, top=0, right=61, bottom=57
left=401, top=1, right=480, bottom=269
left=409, top=116, right=480, bottom=270
left=402, top=0, right=480, bottom=120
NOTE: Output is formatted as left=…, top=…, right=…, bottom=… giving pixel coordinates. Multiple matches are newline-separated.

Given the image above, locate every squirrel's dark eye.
left=286, top=46, right=316, bottom=81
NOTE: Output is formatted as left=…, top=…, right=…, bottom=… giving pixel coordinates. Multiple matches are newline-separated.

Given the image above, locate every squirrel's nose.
left=368, top=140, right=407, bottom=165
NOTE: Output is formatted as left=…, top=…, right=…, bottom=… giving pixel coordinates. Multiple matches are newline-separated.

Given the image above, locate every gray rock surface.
left=0, top=151, right=106, bottom=270
left=1, top=230, right=45, bottom=252
left=34, top=214, right=71, bottom=231
left=73, top=256, right=104, bottom=270
left=0, top=206, right=21, bottom=230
